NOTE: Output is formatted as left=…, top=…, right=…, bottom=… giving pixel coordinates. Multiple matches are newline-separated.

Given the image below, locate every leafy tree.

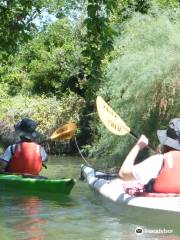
left=0, top=0, right=66, bottom=61
left=81, top=0, right=117, bottom=100
left=1, top=18, right=84, bottom=97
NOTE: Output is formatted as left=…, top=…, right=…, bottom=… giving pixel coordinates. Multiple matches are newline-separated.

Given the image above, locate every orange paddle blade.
left=50, top=122, right=77, bottom=141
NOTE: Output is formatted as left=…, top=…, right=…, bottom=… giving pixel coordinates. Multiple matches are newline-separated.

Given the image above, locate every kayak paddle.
left=96, top=96, right=156, bottom=152
left=41, top=122, right=77, bottom=169
left=41, top=122, right=77, bottom=143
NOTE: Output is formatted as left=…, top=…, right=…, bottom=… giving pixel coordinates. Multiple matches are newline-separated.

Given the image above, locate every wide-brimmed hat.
left=14, top=118, right=40, bottom=140
left=157, top=118, right=180, bottom=150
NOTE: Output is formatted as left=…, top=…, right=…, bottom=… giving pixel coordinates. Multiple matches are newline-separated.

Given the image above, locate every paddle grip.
left=130, top=131, right=156, bottom=153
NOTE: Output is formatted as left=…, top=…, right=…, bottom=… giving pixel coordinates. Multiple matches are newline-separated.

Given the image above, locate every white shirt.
left=132, top=154, right=164, bottom=184
left=2, top=144, right=47, bottom=162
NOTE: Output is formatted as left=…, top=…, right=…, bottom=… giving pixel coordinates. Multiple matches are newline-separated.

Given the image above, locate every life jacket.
left=153, top=151, right=180, bottom=193
left=7, top=142, right=42, bottom=176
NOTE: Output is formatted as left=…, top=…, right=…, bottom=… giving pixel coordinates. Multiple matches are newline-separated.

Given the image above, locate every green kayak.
left=0, top=173, right=76, bottom=195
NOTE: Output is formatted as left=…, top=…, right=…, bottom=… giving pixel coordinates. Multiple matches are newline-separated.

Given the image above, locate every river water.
left=0, top=155, right=180, bottom=240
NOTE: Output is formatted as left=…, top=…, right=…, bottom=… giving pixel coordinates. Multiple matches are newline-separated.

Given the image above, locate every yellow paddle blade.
left=50, top=122, right=77, bottom=141
left=96, top=96, right=130, bottom=135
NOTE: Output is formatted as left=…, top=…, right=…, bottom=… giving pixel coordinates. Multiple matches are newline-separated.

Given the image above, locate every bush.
left=92, top=7, right=180, bottom=165
left=0, top=92, right=85, bottom=144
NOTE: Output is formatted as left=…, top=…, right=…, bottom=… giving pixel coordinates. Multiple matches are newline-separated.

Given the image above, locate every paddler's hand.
left=136, top=135, right=149, bottom=149
left=119, top=134, right=149, bottom=180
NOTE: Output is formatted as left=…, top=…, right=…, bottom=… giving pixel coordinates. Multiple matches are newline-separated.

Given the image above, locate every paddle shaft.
left=41, top=123, right=76, bottom=168
left=129, top=130, right=138, bottom=139
left=40, top=138, right=51, bottom=144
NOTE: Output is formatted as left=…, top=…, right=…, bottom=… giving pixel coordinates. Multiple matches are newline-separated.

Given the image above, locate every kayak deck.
left=0, top=174, right=76, bottom=195
left=81, top=165, right=180, bottom=213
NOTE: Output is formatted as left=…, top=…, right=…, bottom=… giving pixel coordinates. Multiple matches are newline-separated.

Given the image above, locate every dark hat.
left=14, top=118, right=40, bottom=140
left=157, top=118, right=180, bottom=150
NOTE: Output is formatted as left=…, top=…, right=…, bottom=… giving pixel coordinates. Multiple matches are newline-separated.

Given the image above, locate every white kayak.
left=81, top=165, right=180, bottom=222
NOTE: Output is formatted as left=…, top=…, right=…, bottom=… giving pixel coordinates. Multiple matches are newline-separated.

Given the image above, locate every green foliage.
left=82, top=0, right=117, bottom=100
left=153, top=0, right=180, bottom=7
left=0, top=83, right=8, bottom=98
left=0, top=92, right=84, bottom=136
left=92, top=7, right=180, bottom=163
left=0, top=0, right=82, bottom=61
left=0, top=0, right=45, bottom=59
left=2, top=67, right=32, bottom=96
left=1, top=0, right=180, bottom=156
left=113, top=0, right=151, bottom=23
left=0, top=18, right=83, bottom=97
left=81, top=0, right=153, bottom=100
left=50, top=0, right=85, bottom=21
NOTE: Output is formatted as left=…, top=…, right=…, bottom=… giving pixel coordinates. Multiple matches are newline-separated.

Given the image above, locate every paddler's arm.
left=0, top=158, right=8, bottom=171
left=0, top=146, right=13, bottom=172
left=41, top=147, right=48, bottom=169
left=119, top=135, right=149, bottom=180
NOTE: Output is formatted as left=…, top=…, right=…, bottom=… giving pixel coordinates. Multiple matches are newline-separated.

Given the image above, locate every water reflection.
left=7, top=196, right=47, bottom=240
left=4, top=193, right=75, bottom=240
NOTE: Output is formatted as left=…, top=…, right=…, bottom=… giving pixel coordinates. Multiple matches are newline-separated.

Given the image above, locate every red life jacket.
left=7, top=142, right=42, bottom=176
left=153, top=151, right=180, bottom=193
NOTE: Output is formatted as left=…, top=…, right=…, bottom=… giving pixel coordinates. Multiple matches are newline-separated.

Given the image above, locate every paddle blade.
left=96, top=96, right=130, bottom=136
left=50, top=122, right=77, bottom=141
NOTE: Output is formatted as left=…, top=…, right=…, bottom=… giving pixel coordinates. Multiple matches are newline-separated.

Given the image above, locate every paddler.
left=0, top=118, right=48, bottom=175
left=119, top=118, right=180, bottom=193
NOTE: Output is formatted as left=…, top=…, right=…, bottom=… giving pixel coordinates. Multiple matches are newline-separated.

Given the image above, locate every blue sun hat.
left=14, top=118, right=40, bottom=140
left=157, top=118, right=180, bottom=150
